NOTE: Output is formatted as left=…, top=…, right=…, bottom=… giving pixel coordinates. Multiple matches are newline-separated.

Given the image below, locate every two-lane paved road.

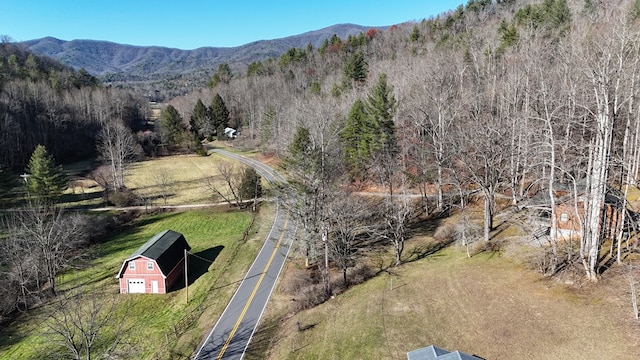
left=194, top=149, right=295, bottom=360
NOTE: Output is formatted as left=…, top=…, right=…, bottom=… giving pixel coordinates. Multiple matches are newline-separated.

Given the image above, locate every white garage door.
left=128, top=279, right=145, bottom=293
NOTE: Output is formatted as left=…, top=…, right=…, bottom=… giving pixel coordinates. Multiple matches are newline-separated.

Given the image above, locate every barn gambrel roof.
left=116, top=230, right=191, bottom=278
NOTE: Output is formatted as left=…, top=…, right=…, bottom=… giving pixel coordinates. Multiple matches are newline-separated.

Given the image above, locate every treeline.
left=0, top=40, right=148, bottom=175
left=168, top=0, right=640, bottom=285
left=0, top=42, right=151, bottom=322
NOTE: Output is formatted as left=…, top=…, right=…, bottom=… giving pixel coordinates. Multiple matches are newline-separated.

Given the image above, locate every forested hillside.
left=0, top=40, right=147, bottom=173
left=169, top=0, right=640, bottom=283
left=21, top=24, right=374, bottom=100
left=3, top=0, right=639, bottom=312
left=0, top=41, right=152, bottom=321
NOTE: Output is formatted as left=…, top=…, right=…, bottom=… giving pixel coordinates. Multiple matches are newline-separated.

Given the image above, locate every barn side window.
left=128, top=261, right=135, bottom=270
left=560, top=213, right=568, bottom=222
left=147, top=261, right=154, bottom=270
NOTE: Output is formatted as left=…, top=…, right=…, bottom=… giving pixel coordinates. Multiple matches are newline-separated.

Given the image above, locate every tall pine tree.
left=341, top=99, right=371, bottom=180
left=210, top=94, right=230, bottom=136
left=343, top=51, right=368, bottom=87
left=239, top=166, right=262, bottom=203
left=341, top=73, right=398, bottom=181
left=189, top=98, right=212, bottom=140
left=285, top=126, right=319, bottom=176
left=159, top=105, right=184, bottom=146
left=26, top=145, right=68, bottom=201
left=365, top=73, right=397, bottom=156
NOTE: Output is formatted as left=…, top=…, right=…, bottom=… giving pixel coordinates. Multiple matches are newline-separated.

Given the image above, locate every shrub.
left=434, top=223, right=455, bottom=242
left=107, top=189, right=138, bottom=207
left=526, top=239, right=582, bottom=276
left=475, top=238, right=507, bottom=253
left=348, top=263, right=375, bottom=285
left=281, top=266, right=331, bottom=312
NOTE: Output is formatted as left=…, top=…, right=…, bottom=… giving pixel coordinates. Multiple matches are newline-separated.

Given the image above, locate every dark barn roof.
left=116, top=230, right=191, bottom=278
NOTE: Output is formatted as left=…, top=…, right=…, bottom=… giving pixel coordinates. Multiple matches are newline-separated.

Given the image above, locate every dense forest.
left=167, top=0, right=640, bottom=284
left=0, top=40, right=148, bottom=173
left=0, top=40, right=148, bottom=319
left=3, top=0, right=640, bottom=356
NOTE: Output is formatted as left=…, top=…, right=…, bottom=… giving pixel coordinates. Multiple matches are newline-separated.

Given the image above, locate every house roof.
left=407, top=345, right=482, bottom=360
left=527, top=179, right=625, bottom=209
left=116, top=230, right=191, bottom=278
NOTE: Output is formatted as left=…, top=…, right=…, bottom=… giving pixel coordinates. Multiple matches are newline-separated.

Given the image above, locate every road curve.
left=194, top=148, right=295, bottom=360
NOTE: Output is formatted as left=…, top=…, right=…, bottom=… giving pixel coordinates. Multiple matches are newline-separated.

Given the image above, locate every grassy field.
left=58, top=150, right=251, bottom=209
left=125, top=153, right=236, bottom=206
left=259, top=227, right=640, bottom=360
left=0, top=206, right=273, bottom=359
left=7, top=148, right=640, bottom=359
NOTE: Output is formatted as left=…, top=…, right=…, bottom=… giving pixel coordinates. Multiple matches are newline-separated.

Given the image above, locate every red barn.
left=116, top=230, right=191, bottom=294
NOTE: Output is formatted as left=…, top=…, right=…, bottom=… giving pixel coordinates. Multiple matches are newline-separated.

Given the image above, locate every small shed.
left=406, top=345, right=482, bottom=360
left=116, top=230, right=191, bottom=294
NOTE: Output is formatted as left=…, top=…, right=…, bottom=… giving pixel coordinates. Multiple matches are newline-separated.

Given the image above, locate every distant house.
left=551, top=182, right=625, bottom=240
left=116, top=230, right=191, bottom=294
left=224, top=127, right=238, bottom=138
left=406, top=345, right=482, bottom=360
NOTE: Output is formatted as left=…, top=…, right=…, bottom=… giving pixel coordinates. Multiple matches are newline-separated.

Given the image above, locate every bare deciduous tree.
left=153, top=168, right=173, bottom=206
left=206, top=161, right=244, bottom=208
left=11, top=204, right=89, bottom=296
left=575, top=11, right=640, bottom=281
left=46, top=287, right=135, bottom=360
left=97, top=118, right=139, bottom=191
left=326, top=193, right=376, bottom=285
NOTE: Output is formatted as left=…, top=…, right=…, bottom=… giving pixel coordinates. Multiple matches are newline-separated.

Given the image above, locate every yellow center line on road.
left=215, top=213, right=290, bottom=360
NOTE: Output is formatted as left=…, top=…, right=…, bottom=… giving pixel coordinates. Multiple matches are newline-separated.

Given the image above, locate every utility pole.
left=184, top=248, right=188, bottom=304
left=20, top=173, right=30, bottom=203
left=323, top=228, right=331, bottom=296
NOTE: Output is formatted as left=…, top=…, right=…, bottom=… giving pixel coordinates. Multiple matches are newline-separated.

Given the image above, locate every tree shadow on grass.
left=403, top=238, right=454, bottom=264
left=409, top=215, right=444, bottom=237
left=169, top=245, right=224, bottom=291
left=58, top=189, right=104, bottom=206
left=0, top=316, right=28, bottom=353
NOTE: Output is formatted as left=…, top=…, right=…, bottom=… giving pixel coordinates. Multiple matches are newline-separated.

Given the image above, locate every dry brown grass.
left=125, top=154, right=233, bottom=205
left=258, top=230, right=640, bottom=360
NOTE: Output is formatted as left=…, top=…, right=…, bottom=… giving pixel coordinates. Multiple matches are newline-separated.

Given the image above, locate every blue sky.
left=1, top=1, right=464, bottom=49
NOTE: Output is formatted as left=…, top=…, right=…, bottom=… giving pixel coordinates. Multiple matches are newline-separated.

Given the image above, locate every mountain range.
left=21, top=24, right=375, bottom=81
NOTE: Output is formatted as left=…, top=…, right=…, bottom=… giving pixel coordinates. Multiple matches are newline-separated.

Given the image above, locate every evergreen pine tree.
left=365, top=73, right=397, bottom=155
left=410, top=25, right=421, bottom=42
left=239, top=167, right=262, bottom=201
left=343, top=51, right=368, bottom=87
left=341, top=99, right=372, bottom=180
left=26, top=145, right=68, bottom=200
left=633, top=0, right=640, bottom=20
left=216, top=124, right=226, bottom=141
left=208, top=63, right=233, bottom=88
left=189, top=98, right=209, bottom=139
left=210, top=94, right=230, bottom=134
left=159, top=105, right=184, bottom=146
left=260, top=106, right=276, bottom=150
left=285, top=126, right=319, bottom=176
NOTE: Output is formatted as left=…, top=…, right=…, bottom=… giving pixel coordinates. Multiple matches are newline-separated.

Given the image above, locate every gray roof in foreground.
left=407, top=345, right=482, bottom=360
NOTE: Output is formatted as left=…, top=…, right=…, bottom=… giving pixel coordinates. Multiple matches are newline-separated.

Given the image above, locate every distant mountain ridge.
left=21, top=24, right=376, bottom=80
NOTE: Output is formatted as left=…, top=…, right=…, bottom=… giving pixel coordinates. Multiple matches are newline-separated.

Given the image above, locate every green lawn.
left=0, top=208, right=269, bottom=359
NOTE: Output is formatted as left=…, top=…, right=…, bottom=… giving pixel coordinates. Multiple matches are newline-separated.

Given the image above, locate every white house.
left=224, top=127, right=238, bottom=138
